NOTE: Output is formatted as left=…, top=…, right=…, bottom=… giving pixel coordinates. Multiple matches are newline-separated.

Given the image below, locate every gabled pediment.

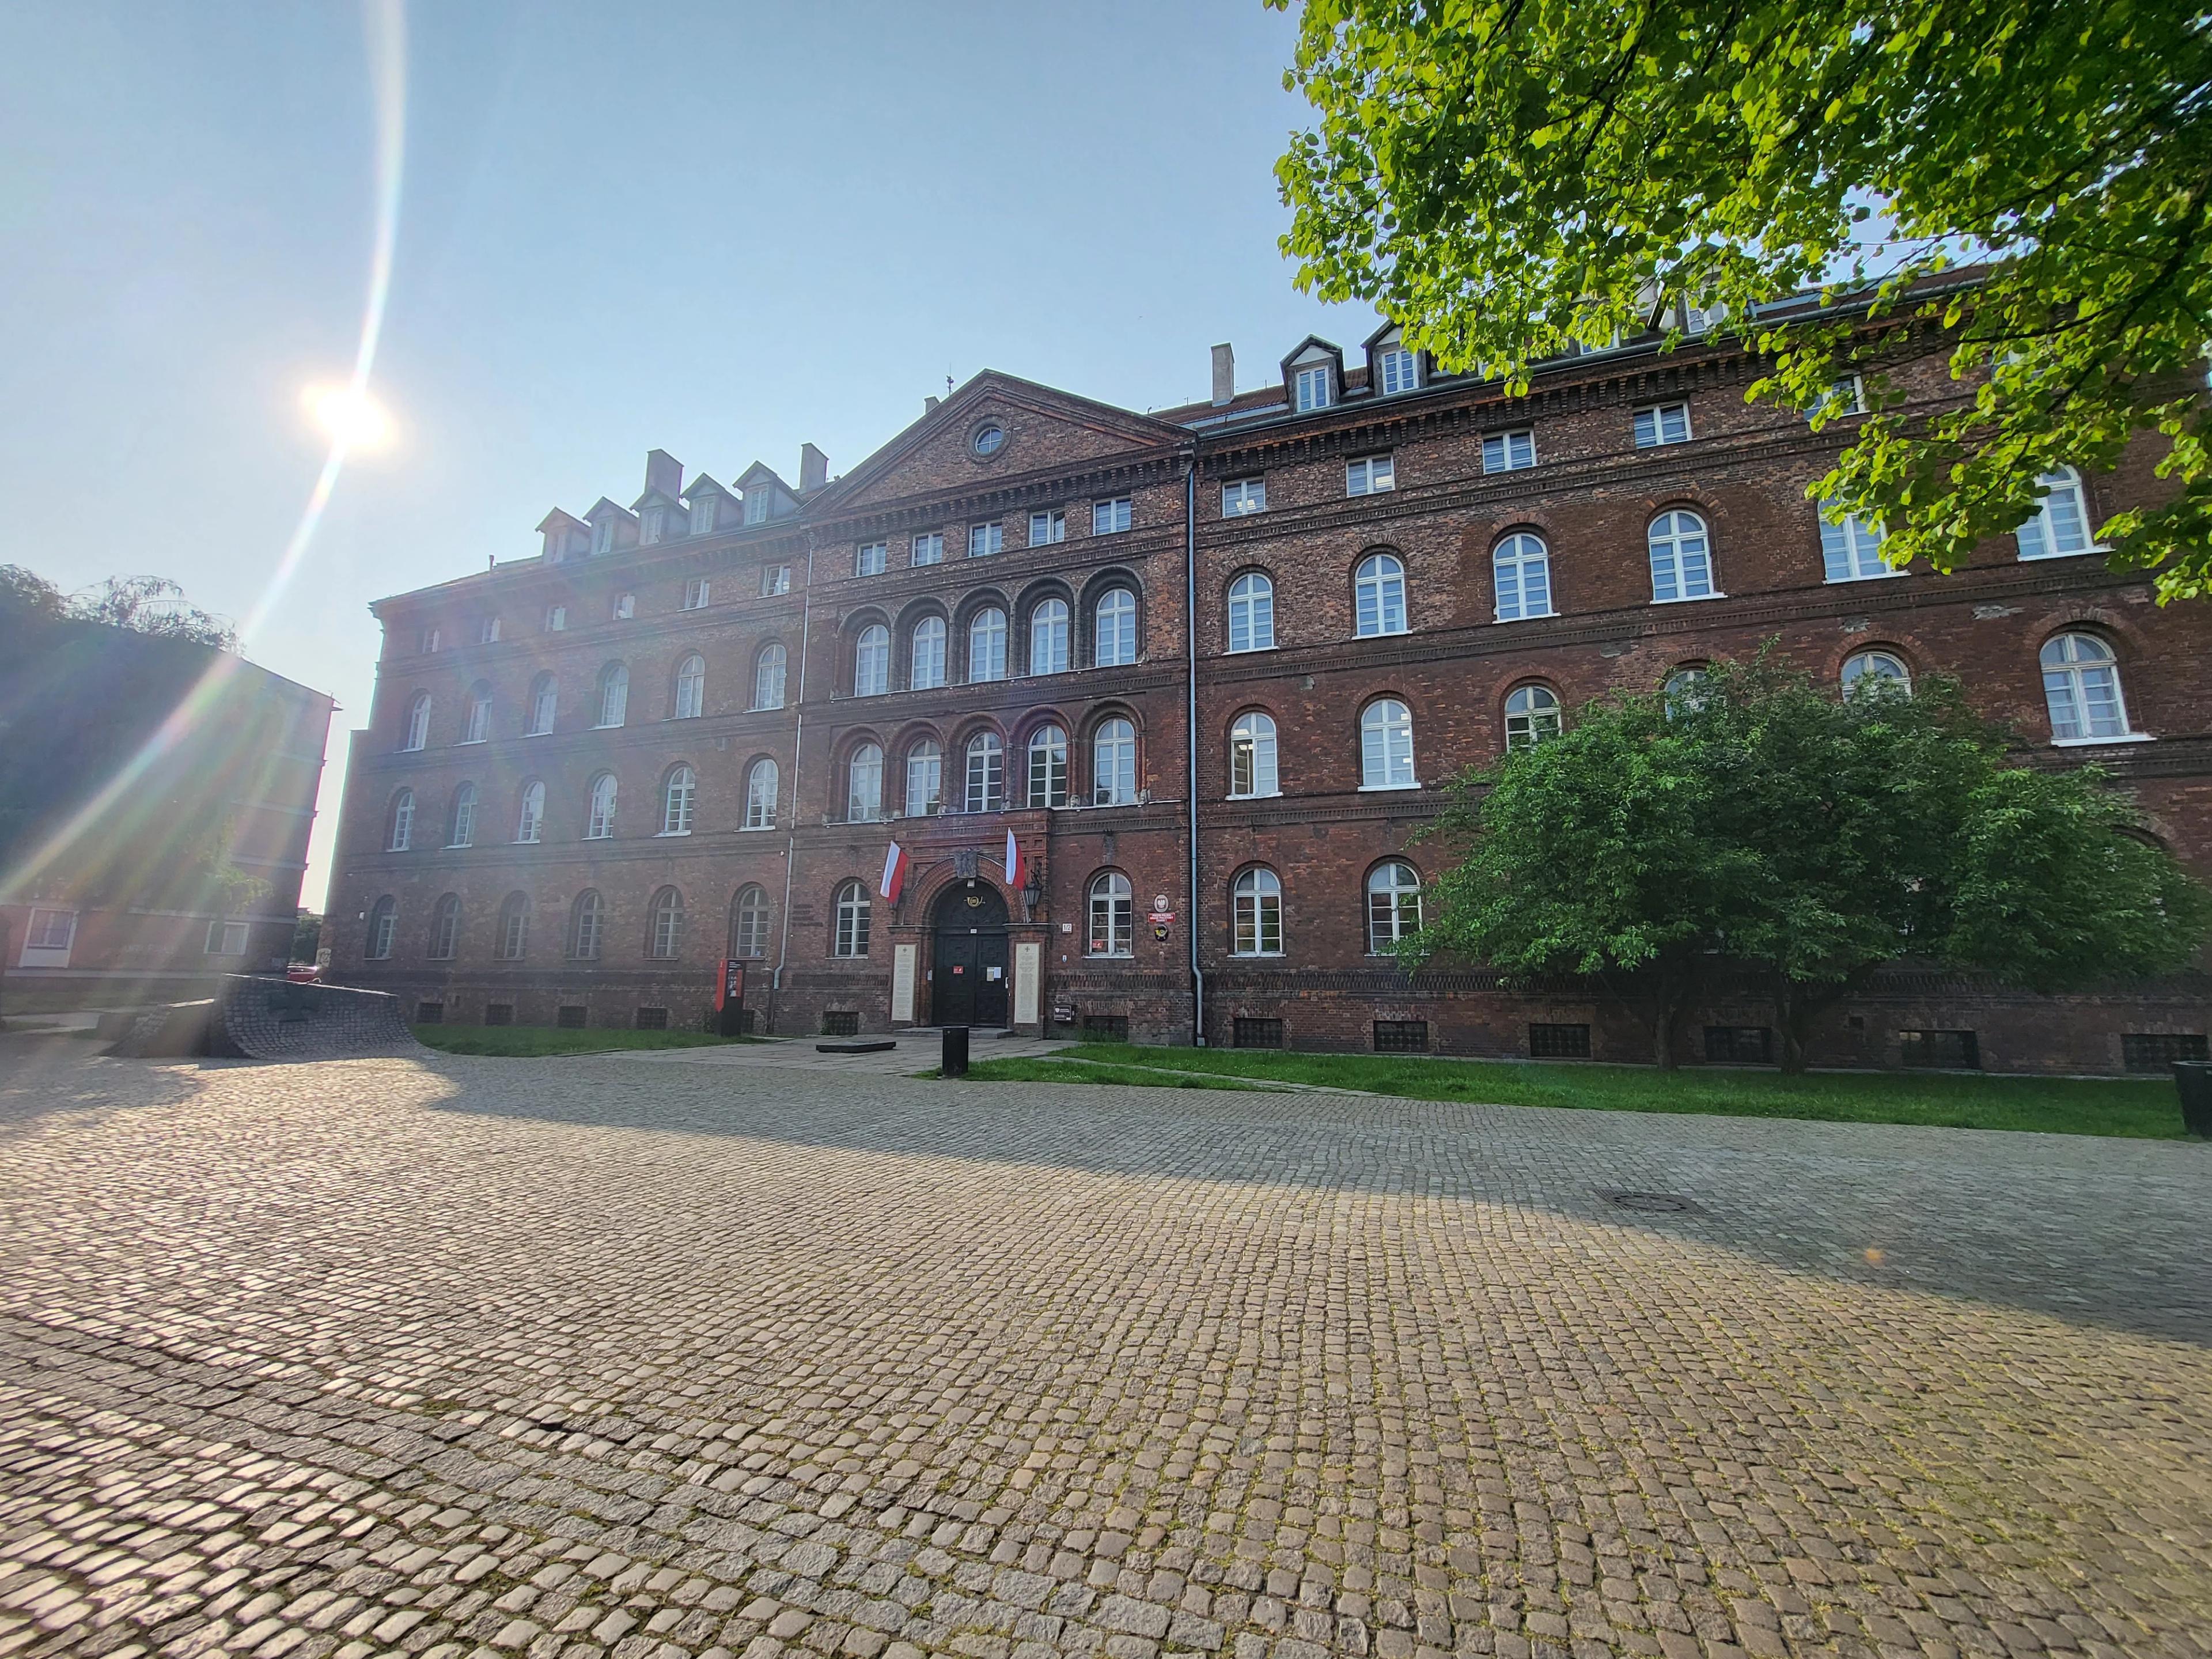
left=584, top=497, right=635, bottom=525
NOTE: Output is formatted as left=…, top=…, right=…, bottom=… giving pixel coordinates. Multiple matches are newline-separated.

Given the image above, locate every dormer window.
left=692, top=497, right=718, bottom=535
left=1377, top=346, right=1419, bottom=395
left=591, top=518, right=614, bottom=555
left=745, top=492, right=768, bottom=526
left=639, top=507, right=666, bottom=545
left=1294, top=364, right=1332, bottom=412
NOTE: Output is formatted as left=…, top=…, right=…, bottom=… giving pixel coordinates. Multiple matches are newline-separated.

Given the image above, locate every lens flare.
left=306, top=384, right=393, bottom=450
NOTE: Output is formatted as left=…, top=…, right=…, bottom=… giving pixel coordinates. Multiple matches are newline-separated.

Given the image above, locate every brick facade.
left=326, top=312, right=2211, bottom=1073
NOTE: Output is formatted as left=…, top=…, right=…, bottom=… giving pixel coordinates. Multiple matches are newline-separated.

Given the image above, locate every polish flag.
left=1003, top=829, right=1028, bottom=891
left=880, top=841, right=908, bottom=903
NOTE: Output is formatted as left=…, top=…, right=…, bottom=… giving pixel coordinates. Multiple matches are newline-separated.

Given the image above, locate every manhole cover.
left=1597, top=1188, right=1703, bottom=1214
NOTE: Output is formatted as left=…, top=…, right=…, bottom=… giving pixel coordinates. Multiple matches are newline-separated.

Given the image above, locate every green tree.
left=1272, top=1, right=2212, bottom=601
left=1406, top=658, right=2210, bottom=1070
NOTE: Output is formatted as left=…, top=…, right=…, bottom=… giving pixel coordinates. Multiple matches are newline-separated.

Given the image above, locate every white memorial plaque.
left=891, top=942, right=918, bottom=1022
left=1014, top=940, right=1041, bottom=1025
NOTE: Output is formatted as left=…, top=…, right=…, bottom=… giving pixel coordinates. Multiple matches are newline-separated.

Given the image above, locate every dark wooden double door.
left=931, top=882, right=1009, bottom=1028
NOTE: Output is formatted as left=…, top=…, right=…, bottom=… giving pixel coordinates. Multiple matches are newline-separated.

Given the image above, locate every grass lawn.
left=961, top=1043, right=2190, bottom=1139
left=412, top=1024, right=762, bottom=1058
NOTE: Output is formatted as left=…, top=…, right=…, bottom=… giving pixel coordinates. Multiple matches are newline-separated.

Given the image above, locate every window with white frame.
left=1377, top=346, right=1419, bottom=395
left=965, top=732, right=1003, bottom=812
left=745, top=491, right=769, bottom=525
left=403, top=692, right=431, bottom=752
left=2016, top=467, right=2098, bottom=559
left=906, top=739, right=943, bottom=815
left=463, top=682, right=492, bottom=744
left=592, top=517, right=615, bottom=554
left=910, top=617, right=948, bottom=689
left=448, top=783, right=478, bottom=847
left=1366, top=862, right=1423, bottom=954
left=1030, top=598, right=1070, bottom=674
left=847, top=743, right=884, bottom=821
left=649, top=888, right=684, bottom=959
left=1360, top=699, right=1416, bottom=789
left=2040, top=633, right=2134, bottom=743
left=1634, top=403, right=1692, bottom=447
left=596, top=663, right=629, bottom=726
left=26, top=908, right=77, bottom=952
left=418, top=627, right=441, bottom=655
left=855, top=625, right=890, bottom=696
left=732, top=886, right=771, bottom=958
left=495, top=892, right=531, bottom=960
left=365, top=897, right=397, bottom=960
left=662, top=765, right=696, bottom=835
left=968, top=522, right=1003, bottom=558
left=1354, top=553, right=1408, bottom=636
left=1092, top=498, right=1132, bottom=536
left=1813, top=374, right=1865, bottom=420
left=1222, top=478, right=1267, bottom=516
left=1504, top=685, right=1562, bottom=751
left=569, top=891, right=604, bottom=960
left=1483, top=430, right=1537, bottom=472
left=1229, top=710, right=1278, bottom=798
left=1819, top=502, right=1895, bottom=582
left=691, top=495, right=719, bottom=535
left=911, top=531, right=944, bottom=566
left=1346, top=454, right=1395, bottom=496
left=528, top=673, right=557, bottom=734
left=612, top=592, right=635, bottom=619
left=204, top=918, right=251, bottom=956
left=1493, top=533, right=1554, bottom=620
left=544, top=605, right=566, bottom=632
left=1841, top=651, right=1911, bottom=696
left=753, top=643, right=787, bottom=710
left=674, top=654, right=706, bottom=719
left=585, top=773, right=618, bottom=839
left=1029, top=509, right=1066, bottom=546
left=1226, top=571, right=1274, bottom=652
left=1647, top=510, right=1715, bottom=601
left=478, top=616, right=501, bottom=645
left=388, top=789, right=415, bottom=851
left=1088, top=872, right=1134, bottom=957
left=1232, top=867, right=1284, bottom=955
left=968, top=607, right=1008, bottom=681
left=429, top=895, right=461, bottom=960
left=1028, top=725, right=1068, bottom=808
left=1093, top=717, right=1137, bottom=805
left=683, top=577, right=710, bottom=610
left=515, top=781, right=544, bottom=844
left=833, top=881, right=871, bottom=957
left=1293, top=363, right=1332, bottom=411
left=744, top=759, right=779, bottom=828
left=857, top=540, right=888, bottom=575
left=1093, top=588, right=1137, bottom=666
left=760, top=565, right=792, bottom=596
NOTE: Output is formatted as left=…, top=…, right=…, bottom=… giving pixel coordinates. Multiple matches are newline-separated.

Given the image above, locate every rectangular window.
left=1233, top=1016, right=1284, bottom=1050
left=639, top=507, right=665, bottom=544
left=822, top=1010, right=861, bottom=1037
left=634, top=1006, right=670, bottom=1031
left=857, top=540, right=888, bottom=575
left=1082, top=1013, right=1131, bottom=1043
left=1814, top=374, right=1865, bottom=419
left=1293, top=363, right=1331, bottom=411
left=1092, top=497, right=1132, bottom=535
left=592, top=518, right=614, bottom=554
left=1529, top=1022, right=1592, bottom=1059
left=25, top=908, right=77, bottom=952
left=1634, top=403, right=1692, bottom=447
left=1897, top=1029, right=1980, bottom=1069
left=613, top=593, right=635, bottom=619
left=2122, top=1032, right=2209, bottom=1071
left=1377, top=347, right=1419, bottom=395
left=415, top=1002, right=445, bottom=1024
left=745, top=493, right=768, bottom=525
left=1222, top=479, right=1267, bottom=516
left=1819, top=505, right=1895, bottom=582
left=418, top=627, right=440, bottom=654
left=691, top=498, right=718, bottom=535
left=760, top=565, right=791, bottom=596
left=544, top=605, right=566, bottom=632
left=1703, top=1025, right=1775, bottom=1064
left=968, top=521, right=1003, bottom=558
left=478, top=617, right=501, bottom=645
left=1482, top=430, right=1536, bottom=472
left=682, top=577, right=710, bottom=609
left=1029, top=509, right=1065, bottom=546
left=911, top=531, right=944, bottom=566
left=556, top=1005, right=588, bottom=1029
left=484, top=1003, right=515, bottom=1027
left=1346, top=455, right=1395, bottom=496
left=1373, top=1020, right=1429, bottom=1054
left=204, top=919, right=251, bottom=956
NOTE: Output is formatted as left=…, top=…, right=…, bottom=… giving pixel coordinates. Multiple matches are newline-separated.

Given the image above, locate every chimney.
left=644, top=449, right=683, bottom=499
left=925, top=395, right=941, bottom=415
left=799, top=442, right=829, bottom=493
left=1210, top=343, right=1234, bottom=406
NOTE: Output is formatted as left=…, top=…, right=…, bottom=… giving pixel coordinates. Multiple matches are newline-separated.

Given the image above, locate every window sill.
left=2018, top=547, right=2108, bottom=562
left=1354, top=627, right=1411, bottom=640
left=525, top=729, right=551, bottom=737
left=582, top=834, right=613, bottom=842
left=1825, top=570, right=1907, bottom=583
left=1346, top=487, right=1396, bottom=499
left=1493, top=610, right=1557, bottom=623
left=654, top=830, right=692, bottom=838
left=2052, top=732, right=2152, bottom=747
left=1228, top=791, right=1283, bottom=802
left=1357, top=782, right=1422, bottom=793
left=1086, top=952, right=1135, bottom=960
left=590, top=722, right=623, bottom=731
left=1650, top=592, right=1727, bottom=605
left=1225, top=643, right=1277, bottom=654
left=513, top=838, right=541, bottom=846
left=457, top=738, right=487, bottom=746
left=444, top=843, right=473, bottom=851
left=1230, top=952, right=1286, bottom=959
left=739, top=824, right=778, bottom=833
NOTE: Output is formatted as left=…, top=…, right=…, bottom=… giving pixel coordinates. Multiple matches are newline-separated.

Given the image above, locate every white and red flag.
left=879, top=840, right=908, bottom=903
left=1004, top=828, right=1028, bottom=891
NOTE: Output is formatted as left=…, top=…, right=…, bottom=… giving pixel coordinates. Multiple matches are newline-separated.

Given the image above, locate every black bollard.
left=2176, top=1060, right=2212, bottom=1138
left=941, top=1025, right=969, bottom=1079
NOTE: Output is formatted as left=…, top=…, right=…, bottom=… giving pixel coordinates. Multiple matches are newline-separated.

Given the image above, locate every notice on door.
left=892, top=942, right=918, bottom=1022
left=1014, top=940, right=1041, bottom=1025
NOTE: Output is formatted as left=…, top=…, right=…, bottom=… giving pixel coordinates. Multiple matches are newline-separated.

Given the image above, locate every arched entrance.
left=931, top=880, right=1009, bottom=1027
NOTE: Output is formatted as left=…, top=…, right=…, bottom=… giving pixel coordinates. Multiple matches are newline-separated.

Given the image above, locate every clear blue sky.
left=0, top=1, right=1368, bottom=910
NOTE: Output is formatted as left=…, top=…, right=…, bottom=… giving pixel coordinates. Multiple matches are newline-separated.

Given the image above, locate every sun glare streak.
left=305, top=384, right=394, bottom=451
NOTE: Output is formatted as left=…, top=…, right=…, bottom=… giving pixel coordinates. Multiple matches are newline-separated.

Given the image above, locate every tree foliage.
left=1405, top=657, right=2210, bottom=1069
left=0, top=565, right=237, bottom=649
left=1273, top=1, right=2212, bottom=600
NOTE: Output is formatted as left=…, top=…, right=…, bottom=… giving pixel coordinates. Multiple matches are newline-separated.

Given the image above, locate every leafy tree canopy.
left=1273, top=1, right=2212, bottom=600
left=0, top=565, right=236, bottom=649
left=1406, top=656, right=2210, bottom=1069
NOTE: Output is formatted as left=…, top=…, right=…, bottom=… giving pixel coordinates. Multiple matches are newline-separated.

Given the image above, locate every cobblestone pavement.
left=2, top=1043, right=2208, bottom=1659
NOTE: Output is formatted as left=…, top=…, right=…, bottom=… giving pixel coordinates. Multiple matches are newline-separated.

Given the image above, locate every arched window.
left=833, top=880, right=871, bottom=957
left=448, top=783, right=478, bottom=847
left=906, top=738, right=944, bottom=816
left=1663, top=666, right=1711, bottom=717
left=403, top=692, right=430, bottom=752
left=1028, top=725, right=1068, bottom=809
left=1493, top=533, right=1553, bottom=621
left=647, top=887, right=684, bottom=959
left=964, top=732, right=1003, bottom=812
left=1094, top=588, right=1138, bottom=666
left=569, top=890, right=604, bottom=960
left=527, top=672, right=557, bottom=736
left=1092, top=717, right=1137, bottom=805
left=911, top=616, right=948, bottom=690
left=1359, top=699, right=1416, bottom=789
left=430, top=893, right=462, bottom=960
left=1088, top=872, right=1134, bottom=957
left=596, top=662, right=630, bottom=728
left=968, top=607, right=1008, bottom=681
left=1648, top=510, right=1715, bottom=602
left=1229, top=711, right=1278, bottom=798
left=847, top=743, right=884, bottom=821
left=365, top=896, right=397, bottom=960
left=855, top=625, right=890, bottom=696
left=1228, top=572, right=1275, bottom=652
left=745, top=758, right=779, bottom=828
left=753, top=642, right=787, bottom=710
left=661, top=764, right=696, bottom=835
left=1366, top=862, right=1423, bottom=954
left=1504, top=685, right=1562, bottom=751
left=2040, top=632, right=2133, bottom=742
left=1819, top=501, right=1893, bottom=582
left=494, top=892, right=531, bottom=961
left=1354, top=554, right=1407, bottom=637
left=514, top=780, right=545, bottom=844
left=585, top=772, right=617, bottom=839
left=731, top=885, right=771, bottom=959
left=674, top=654, right=706, bottom=719
left=1232, top=868, right=1283, bottom=956
left=1841, top=651, right=1911, bottom=695
left=463, top=681, right=493, bottom=744
left=388, top=789, right=415, bottom=852
left=1030, top=599, right=1070, bottom=675
left=2016, top=467, right=2096, bottom=560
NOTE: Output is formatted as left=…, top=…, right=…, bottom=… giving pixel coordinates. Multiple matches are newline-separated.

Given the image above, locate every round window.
left=970, top=422, right=1007, bottom=458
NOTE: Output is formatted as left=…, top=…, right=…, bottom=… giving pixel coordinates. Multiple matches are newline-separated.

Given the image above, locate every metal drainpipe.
left=770, top=533, right=815, bottom=1028
left=1183, top=455, right=1205, bottom=1046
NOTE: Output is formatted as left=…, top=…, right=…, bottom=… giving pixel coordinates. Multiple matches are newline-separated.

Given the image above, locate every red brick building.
left=325, top=298, right=2210, bottom=1073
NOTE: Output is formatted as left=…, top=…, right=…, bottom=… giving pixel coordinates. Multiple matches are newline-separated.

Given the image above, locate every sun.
left=303, top=383, right=393, bottom=450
